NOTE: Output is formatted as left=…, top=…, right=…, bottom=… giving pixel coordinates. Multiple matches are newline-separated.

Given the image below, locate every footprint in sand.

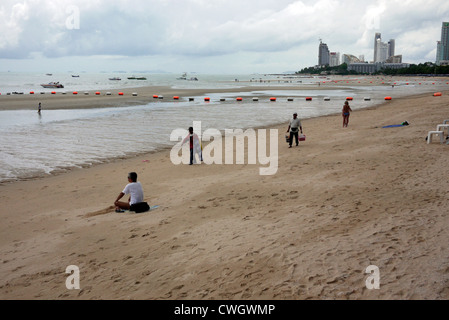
left=84, top=206, right=115, bottom=218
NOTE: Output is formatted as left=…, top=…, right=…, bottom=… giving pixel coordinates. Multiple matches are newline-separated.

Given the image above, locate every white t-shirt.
left=122, top=182, right=144, bottom=205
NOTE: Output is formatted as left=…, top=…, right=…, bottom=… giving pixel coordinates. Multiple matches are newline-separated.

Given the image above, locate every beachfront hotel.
left=436, top=22, right=449, bottom=66
left=318, top=40, right=330, bottom=66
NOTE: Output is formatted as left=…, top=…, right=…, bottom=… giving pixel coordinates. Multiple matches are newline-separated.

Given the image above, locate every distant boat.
left=177, top=72, right=198, bottom=81
left=177, top=72, right=187, bottom=80
left=128, top=76, right=147, bottom=80
left=72, top=75, right=80, bottom=78
left=41, top=82, right=64, bottom=88
left=109, top=77, right=121, bottom=81
left=46, top=73, right=53, bottom=76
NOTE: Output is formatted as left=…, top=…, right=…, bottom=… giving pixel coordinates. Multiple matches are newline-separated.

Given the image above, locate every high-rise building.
left=373, top=33, right=382, bottom=62
left=318, top=40, right=330, bottom=66
left=436, top=22, right=449, bottom=65
left=374, top=34, right=396, bottom=62
left=329, top=52, right=340, bottom=67
left=388, top=39, right=395, bottom=58
left=376, top=41, right=389, bottom=62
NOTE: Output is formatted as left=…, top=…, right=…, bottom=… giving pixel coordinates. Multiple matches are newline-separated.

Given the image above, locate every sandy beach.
left=1, top=82, right=449, bottom=300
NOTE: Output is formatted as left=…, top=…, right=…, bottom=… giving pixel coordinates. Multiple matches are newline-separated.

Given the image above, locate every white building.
left=329, top=52, right=340, bottom=67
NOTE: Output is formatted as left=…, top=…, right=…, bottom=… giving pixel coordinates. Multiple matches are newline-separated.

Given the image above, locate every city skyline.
left=1, top=0, right=448, bottom=74
left=318, top=31, right=403, bottom=68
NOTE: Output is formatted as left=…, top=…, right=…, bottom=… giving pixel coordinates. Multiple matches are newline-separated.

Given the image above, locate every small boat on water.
left=41, top=82, right=64, bottom=88
left=72, top=75, right=80, bottom=78
left=128, top=76, right=147, bottom=80
left=177, top=72, right=198, bottom=81
left=177, top=72, right=187, bottom=80
left=109, top=77, right=121, bottom=81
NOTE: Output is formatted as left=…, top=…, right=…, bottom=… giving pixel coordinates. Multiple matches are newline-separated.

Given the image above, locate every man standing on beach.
left=38, top=102, right=42, bottom=114
left=287, top=113, right=303, bottom=148
left=114, top=172, right=145, bottom=212
left=181, top=126, right=203, bottom=165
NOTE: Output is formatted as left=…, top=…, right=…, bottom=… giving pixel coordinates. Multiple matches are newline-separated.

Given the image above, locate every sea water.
left=0, top=73, right=446, bottom=182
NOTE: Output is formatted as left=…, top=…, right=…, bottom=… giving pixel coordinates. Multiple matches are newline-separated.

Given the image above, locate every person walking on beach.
left=287, top=113, right=303, bottom=148
left=181, top=126, right=203, bottom=165
left=342, top=101, right=352, bottom=128
left=114, top=172, right=146, bottom=212
left=38, top=102, right=42, bottom=114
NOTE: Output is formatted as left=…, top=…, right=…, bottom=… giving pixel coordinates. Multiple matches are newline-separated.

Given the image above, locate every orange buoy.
left=434, top=92, right=442, bottom=97
left=73, top=91, right=78, bottom=95
left=306, top=97, right=312, bottom=101
left=270, top=97, right=276, bottom=102
left=204, top=97, right=210, bottom=102
left=51, top=91, right=56, bottom=95
left=118, top=92, right=124, bottom=96
left=30, top=91, right=34, bottom=94
left=173, top=96, right=179, bottom=100
left=95, top=92, right=101, bottom=95
left=153, top=95, right=158, bottom=99
left=346, top=97, right=353, bottom=101
left=385, top=96, right=392, bottom=100
left=236, top=97, right=243, bottom=101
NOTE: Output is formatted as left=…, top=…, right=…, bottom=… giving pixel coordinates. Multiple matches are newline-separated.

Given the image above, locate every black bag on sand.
left=130, top=202, right=150, bottom=213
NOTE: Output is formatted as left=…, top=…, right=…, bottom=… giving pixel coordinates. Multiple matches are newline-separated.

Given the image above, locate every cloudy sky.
left=0, top=0, right=448, bottom=74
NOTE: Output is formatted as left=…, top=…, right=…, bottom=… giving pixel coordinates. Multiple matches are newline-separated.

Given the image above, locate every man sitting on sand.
left=114, top=172, right=145, bottom=212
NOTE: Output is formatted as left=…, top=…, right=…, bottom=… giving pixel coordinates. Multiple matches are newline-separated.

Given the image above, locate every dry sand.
left=1, top=85, right=449, bottom=300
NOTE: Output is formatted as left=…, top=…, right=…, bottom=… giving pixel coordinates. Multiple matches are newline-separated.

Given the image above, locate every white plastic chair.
left=427, top=131, right=445, bottom=144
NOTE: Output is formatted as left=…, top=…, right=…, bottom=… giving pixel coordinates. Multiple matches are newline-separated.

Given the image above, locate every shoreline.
left=1, top=74, right=448, bottom=111
left=0, top=90, right=437, bottom=186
